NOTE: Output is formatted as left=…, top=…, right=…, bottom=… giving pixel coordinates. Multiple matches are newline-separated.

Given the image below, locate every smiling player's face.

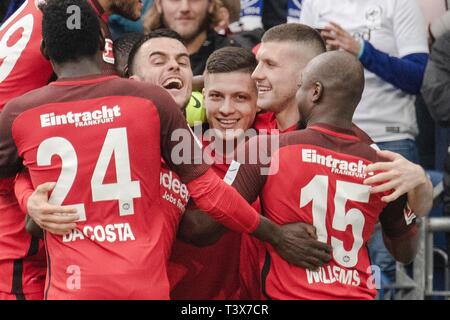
left=132, top=37, right=193, bottom=109
left=204, top=71, right=257, bottom=140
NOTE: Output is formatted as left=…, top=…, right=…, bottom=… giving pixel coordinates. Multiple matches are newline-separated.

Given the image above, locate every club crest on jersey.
left=40, top=105, right=121, bottom=128
left=103, top=38, right=115, bottom=65
left=302, top=148, right=367, bottom=178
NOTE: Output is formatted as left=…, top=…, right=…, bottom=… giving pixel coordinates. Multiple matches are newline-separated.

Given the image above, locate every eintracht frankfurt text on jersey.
left=40, top=105, right=121, bottom=128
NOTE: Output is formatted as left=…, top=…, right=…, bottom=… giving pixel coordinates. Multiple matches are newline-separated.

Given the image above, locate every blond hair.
left=143, top=0, right=224, bottom=34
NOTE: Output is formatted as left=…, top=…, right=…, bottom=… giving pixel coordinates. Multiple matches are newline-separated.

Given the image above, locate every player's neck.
left=186, top=30, right=208, bottom=55
left=308, top=114, right=353, bottom=130
left=53, top=59, right=103, bottom=79
left=274, top=102, right=299, bottom=131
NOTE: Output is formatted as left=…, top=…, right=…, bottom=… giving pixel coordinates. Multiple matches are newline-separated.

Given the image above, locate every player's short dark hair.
left=41, top=0, right=100, bottom=64
left=127, top=28, right=185, bottom=76
left=262, top=23, right=326, bottom=55
left=205, top=47, right=257, bottom=75
left=113, top=32, right=143, bottom=75
left=114, top=32, right=144, bottom=64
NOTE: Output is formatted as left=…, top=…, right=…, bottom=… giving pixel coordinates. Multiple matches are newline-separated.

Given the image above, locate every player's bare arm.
left=177, top=208, right=227, bottom=247
left=178, top=207, right=331, bottom=270
left=382, top=230, right=419, bottom=265
left=363, top=149, right=433, bottom=217
left=253, top=219, right=332, bottom=271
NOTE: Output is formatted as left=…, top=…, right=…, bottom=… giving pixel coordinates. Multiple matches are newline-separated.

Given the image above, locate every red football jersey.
left=0, top=176, right=46, bottom=299
left=230, top=124, right=417, bottom=300
left=0, top=0, right=116, bottom=111
left=253, top=111, right=297, bottom=134
left=169, top=136, right=243, bottom=300
left=253, top=111, right=374, bottom=145
left=159, top=160, right=189, bottom=259
left=0, top=1, right=51, bottom=298
left=0, top=0, right=53, bottom=111
left=0, top=75, right=210, bottom=299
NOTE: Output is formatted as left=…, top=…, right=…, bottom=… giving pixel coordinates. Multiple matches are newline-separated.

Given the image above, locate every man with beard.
left=143, top=0, right=238, bottom=75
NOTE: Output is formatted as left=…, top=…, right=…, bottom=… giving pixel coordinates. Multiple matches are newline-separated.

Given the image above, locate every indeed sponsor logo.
left=160, top=170, right=189, bottom=203
left=40, top=105, right=121, bottom=128
left=302, top=149, right=367, bottom=178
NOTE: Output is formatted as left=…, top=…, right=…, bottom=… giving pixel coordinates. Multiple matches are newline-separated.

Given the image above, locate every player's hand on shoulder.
left=363, top=150, right=428, bottom=203
left=273, top=222, right=332, bottom=270
left=27, top=182, right=79, bottom=236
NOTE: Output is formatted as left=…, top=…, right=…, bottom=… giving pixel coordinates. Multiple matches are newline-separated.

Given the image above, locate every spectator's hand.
left=321, top=22, right=361, bottom=56
left=272, top=222, right=332, bottom=270
left=27, top=182, right=79, bottom=236
left=363, top=150, right=428, bottom=203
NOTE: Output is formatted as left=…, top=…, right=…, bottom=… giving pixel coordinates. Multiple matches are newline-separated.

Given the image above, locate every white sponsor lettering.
left=62, top=222, right=135, bottom=243
left=160, top=170, right=189, bottom=203
left=302, top=149, right=367, bottom=178
left=306, top=265, right=361, bottom=287
left=40, top=105, right=121, bottom=128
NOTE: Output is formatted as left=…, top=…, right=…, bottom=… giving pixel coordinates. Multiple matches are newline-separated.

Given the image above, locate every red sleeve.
left=148, top=85, right=211, bottom=183
left=186, top=168, right=260, bottom=233
left=0, top=98, right=23, bottom=178
left=229, top=135, right=274, bottom=204
left=14, top=169, right=34, bottom=214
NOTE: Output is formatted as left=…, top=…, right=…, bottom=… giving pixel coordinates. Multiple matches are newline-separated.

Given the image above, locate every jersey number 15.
left=300, top=175, right=370, bottom=268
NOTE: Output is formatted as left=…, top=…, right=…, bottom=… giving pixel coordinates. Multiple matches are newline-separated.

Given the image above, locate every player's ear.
left=129, top=74, right=142, bottom=82
left=311, top=81, right=323, bottom=103
left=40, top=40, right=50, bottom=60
